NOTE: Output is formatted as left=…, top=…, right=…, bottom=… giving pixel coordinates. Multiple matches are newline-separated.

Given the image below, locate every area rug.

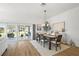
left=30, top=40, right=70, bottom=56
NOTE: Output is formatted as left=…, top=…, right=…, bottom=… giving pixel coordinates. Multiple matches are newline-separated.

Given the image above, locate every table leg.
left=49, top=39, right=51, bottom=50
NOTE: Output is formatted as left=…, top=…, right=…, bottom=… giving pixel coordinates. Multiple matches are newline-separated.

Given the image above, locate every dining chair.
left=40, top=34, right=48, bottom=47
left=36, top=33, right=38, bottom=41
left=51, top=35, right=62, bottom=51
left=36, top=33, right=40, bottom=42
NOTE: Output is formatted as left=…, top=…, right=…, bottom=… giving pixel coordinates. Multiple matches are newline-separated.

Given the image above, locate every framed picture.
left=53, top=21, right=65, bottom=32
left=37, top=24, right=42, bottom=31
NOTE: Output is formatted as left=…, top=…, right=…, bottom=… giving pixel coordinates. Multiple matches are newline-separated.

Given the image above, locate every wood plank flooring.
left=55, top=47, right=79, bottom=56
left=2, top=40, right=40, bottom=56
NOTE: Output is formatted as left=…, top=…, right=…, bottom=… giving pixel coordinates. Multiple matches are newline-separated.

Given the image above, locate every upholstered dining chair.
left=40, top=34, right=48, bottom=47
left=36, top=33, right=39, bottom=41
left=36, top=33, right=40, bottom=42
left=51, top=35, right=62, bottom=51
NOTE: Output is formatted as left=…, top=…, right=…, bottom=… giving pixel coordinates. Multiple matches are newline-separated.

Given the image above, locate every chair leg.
left=59, top=45, right=61, bottom=50
left=41, top=41, right=42, bottom=45
left=55, top=44, right=58, bottom=51
left=56, top=47, right=57, bottom=51
left=43, top=41, right=45, bottom=47
left=36, top=39, right=38, bottom=42
left=55, top=44, right=61, bottom=51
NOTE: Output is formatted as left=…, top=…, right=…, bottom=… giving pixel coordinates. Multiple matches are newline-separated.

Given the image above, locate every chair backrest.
left=40, top=34, right=44, bottom=39
left=56, top=35, right=62, bottom=42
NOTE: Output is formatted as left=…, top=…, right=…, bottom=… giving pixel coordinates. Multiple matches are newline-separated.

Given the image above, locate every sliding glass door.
left=7, top=24, right=17, bottom=40
left=7, top=24, right=31, bottom=40
left=17, top=24, right=31, bottom=40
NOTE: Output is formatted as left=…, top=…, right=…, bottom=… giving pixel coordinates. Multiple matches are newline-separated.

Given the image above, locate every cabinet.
left=0, top=38, right=7, bottom=55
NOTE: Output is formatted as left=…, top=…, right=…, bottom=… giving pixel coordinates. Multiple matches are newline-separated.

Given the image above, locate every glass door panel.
left=7, top=24, right=17, bottom=40
left=18, top=24, right=31, bottom=40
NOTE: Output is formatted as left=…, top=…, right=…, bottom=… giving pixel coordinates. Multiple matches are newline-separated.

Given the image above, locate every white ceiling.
left=0, top=3, right=79, bottom=24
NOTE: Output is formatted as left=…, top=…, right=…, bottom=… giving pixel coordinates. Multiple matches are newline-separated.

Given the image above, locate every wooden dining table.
left=43, top=34, right=56, bottom=50
left=37, top=32, right=57, bottom=50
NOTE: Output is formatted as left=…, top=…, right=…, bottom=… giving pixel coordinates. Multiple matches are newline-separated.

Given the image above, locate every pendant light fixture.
left=40, top=3, right=51, bottom=32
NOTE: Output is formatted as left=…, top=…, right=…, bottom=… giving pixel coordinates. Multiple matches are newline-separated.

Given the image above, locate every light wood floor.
left=55, top=47, right=79, bottom=56
left=2, top=40, right=40, bottom=56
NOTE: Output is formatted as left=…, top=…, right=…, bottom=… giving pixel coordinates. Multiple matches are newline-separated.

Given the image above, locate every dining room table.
left=43, top=34, right=57, bottom=50
left=37, top=32, right=57, bottom=50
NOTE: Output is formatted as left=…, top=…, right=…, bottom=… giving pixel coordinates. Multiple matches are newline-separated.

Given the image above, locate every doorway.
left=7, top=24, right=31, bottom=41
left=18, top=24, right=31, bottom=40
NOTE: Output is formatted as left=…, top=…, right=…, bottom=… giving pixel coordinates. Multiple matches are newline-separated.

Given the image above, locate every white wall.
left=47, top=7, right=79, bottom=47
left=0, top=24, right=7, bottom=55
